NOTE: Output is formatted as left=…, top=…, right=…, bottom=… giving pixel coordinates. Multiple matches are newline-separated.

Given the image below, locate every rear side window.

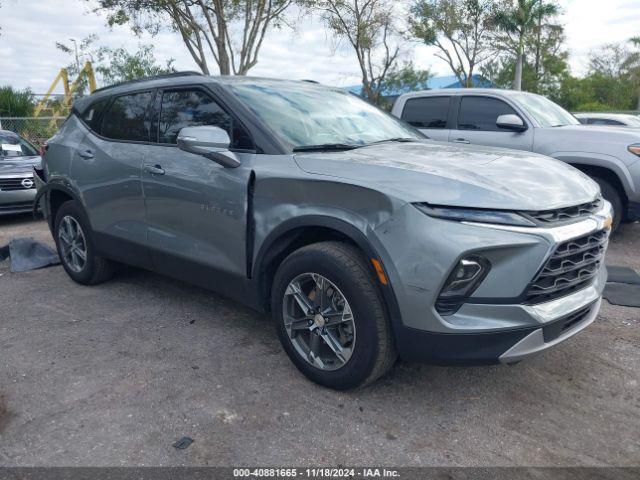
left=81, top=98, right=110, bottom=133
left=158, top=89, right=253, bottom=150
left=401, top=97, right=450, bottom=129
left=458, top=96, right=519, bottom=131
left=590, top=118, right=624, bottom=126
left=101, top=92, right=153, bottom=142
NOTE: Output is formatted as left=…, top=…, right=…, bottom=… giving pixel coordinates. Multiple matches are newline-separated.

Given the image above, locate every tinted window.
left=402, top=97, right=450, bottom=129
left=81, top=98, right=111, bottom=133
left=458, top=96, right=520, bottom=131
left=101, top=92, right=153, bottom=141
left=158, top=89, right=253, bottom=150
left=590, top=118, right=624, bottom=126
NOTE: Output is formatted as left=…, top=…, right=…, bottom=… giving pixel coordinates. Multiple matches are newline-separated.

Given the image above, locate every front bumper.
left=0, top=174, right=37, bottom=215
left=373, top=201, right=612, bottom=365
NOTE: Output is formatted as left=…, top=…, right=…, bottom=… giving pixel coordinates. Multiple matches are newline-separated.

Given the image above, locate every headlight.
left=628, top=144, right=640, bottom=157
left=414, top=203, right=536, bottom=227
left=436, top=256, right=491, bottom=315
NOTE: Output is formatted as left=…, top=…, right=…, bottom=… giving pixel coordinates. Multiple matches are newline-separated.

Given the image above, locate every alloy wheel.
left=58, top=215, right=88, bottom=273
left=282, top=273, right=356, bottom=371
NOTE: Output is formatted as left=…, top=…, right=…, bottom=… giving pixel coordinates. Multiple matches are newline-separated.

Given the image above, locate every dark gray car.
left=36, top=74, right=612, bottom=389
left=0, top=130, right=41, bottom=215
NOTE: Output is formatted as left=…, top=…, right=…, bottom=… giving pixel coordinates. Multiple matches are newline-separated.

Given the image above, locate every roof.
left=345, top=74, right=494, bottom=98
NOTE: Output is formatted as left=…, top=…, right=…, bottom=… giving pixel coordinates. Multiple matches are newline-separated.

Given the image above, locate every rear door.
left=449, top=95, right=534, bottom=151
left=398, top=96, right=452, bottom=141
left=142, top=86, right=256, bottom=286
left=73, top=91, right=153, bottom=267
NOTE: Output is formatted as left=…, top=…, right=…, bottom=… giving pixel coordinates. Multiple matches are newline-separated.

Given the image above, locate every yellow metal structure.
left=34, top=62, right=97, bottom=119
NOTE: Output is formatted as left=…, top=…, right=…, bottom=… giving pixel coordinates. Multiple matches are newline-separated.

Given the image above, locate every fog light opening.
left=436, top=256, right=491, bottom=316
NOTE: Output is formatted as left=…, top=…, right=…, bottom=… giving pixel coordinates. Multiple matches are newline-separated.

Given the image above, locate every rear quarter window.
left=401, top=97, right=451, bottom=129
left=81, top=98, right=111, bottom=134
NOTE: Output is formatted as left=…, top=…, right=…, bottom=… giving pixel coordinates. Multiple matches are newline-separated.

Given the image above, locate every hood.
left=294, top=141, right=599, bottom=211
left=0, top=155, right=41, bottom=176
left=537, top=125, right=640, bottom=166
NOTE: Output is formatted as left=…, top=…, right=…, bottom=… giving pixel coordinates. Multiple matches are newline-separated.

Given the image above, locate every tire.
left=54, top=200, right=115, bottom=285
left=592, top=177, right=623, bottom=231
left=271, top=241, right=397, bottom=390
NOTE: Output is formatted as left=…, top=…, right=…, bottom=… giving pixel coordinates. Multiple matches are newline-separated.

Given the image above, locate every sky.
left=0, top=0, right=639, bottom=94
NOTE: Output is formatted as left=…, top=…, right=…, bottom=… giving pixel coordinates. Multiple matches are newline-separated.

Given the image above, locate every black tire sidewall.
left=54, top=201, right=100, bottom=284
left=593, top=177, right=622, bottom=230
left=272, top=246, right=384, bottom=390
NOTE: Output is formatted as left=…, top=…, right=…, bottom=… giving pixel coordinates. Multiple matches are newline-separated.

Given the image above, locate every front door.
left=448, top=95, right=534, bottom=151
left=142, top=87, right=256, bottom=288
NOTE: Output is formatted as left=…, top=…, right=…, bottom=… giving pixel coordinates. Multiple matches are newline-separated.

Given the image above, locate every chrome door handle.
left=78, top=149, right=94, bottom=159
left=143, top=164, right=165, bottom=175
left=452, top=138, right=470, bottom=144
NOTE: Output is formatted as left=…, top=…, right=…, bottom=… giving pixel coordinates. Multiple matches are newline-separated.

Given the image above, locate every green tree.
left=409, top=0, right=497, bottom=88
left=317, top=0, right=402, bottom=105
left=96, top=44, right=176, bottom=85
left=623, top=36, right=640, bottom=110
left=377, top=62, right=431, bottom=109
left=0, top=86, right=35, bottom=117
left=55, top=35, right=98, bottom=97
left=494, top=0, right=559, bottom=90
left=91, top=0, right=302, bottom=75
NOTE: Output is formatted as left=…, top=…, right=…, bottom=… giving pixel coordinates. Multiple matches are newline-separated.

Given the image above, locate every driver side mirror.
left=496, top=114, right=527, bottom=133
left=177, top=126, right=241, bottom=168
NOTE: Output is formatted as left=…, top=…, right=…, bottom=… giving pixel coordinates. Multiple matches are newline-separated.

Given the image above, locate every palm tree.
left=495, top=0, right=559, bottom=90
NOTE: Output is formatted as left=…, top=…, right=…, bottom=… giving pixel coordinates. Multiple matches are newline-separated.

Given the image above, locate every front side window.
left=458, top=96, right=520, bottom=131
left=401, top=97, right=451, bottom=129
left=101, top=92, right=153, bottom=142
left=158, top=89, right=253, bottom=150
left=228, top=81, right=422, bottom=149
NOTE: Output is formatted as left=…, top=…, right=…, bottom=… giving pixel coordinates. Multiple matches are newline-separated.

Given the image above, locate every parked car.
left=0, top=129, right=41, bottom=216
left=574, top=112, right=640, bottom=127
left=36, top=74, right=612, bottom=389
left=391, top=89, right=640, bottom=229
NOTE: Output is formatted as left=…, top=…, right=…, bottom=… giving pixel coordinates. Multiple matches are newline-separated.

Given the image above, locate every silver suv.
left=36, top=74, right=612, bottom=389
left=392, top=89, right=640, bottom=229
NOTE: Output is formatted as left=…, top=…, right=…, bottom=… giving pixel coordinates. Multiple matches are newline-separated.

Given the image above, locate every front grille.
left=524, top=198, right=603, bottom=224
left=542, top=303, right=595, bottom=342
left=524, top=229, right=608, bottom=304
left=0, top=177, right=35, bottom=191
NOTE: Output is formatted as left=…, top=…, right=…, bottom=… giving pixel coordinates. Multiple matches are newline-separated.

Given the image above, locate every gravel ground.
left=0, top=215, right=639, bottom=467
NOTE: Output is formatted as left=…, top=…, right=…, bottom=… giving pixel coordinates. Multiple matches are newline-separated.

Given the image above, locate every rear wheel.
left=271, top=241, right=397, bottom=390
left=54, top=201, right=115, bottom=285
left=593, top=177, right=623, bottom=230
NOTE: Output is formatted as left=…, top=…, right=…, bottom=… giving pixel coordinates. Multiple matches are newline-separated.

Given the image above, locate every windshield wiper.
left=369, top=137, right=417, bottom=145
left=293, top=143, right=363, bottom=152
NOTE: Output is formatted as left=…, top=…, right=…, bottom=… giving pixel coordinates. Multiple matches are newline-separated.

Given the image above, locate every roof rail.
left=91, top=71, right=204, bottom=95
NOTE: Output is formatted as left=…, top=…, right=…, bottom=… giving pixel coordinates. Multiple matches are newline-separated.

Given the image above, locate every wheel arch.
left=568, top=162, right=629, bottom=208
left=252, top=216, right=403, bottom=329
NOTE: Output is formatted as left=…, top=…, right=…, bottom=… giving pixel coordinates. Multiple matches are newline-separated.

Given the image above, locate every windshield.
left=512, top=93, right=580, bottom=128
left=623, top=115, right=640, bottom=127
left=228, top=81, right=423, bottom=149
left=0, top=133, right=38, bottom=158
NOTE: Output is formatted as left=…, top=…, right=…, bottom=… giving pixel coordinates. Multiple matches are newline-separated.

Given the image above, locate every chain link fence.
left=0, top=117, right=66, bottom=147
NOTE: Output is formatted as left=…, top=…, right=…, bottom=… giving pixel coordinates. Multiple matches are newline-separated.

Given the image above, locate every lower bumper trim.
left=499, top=298, right=600, bottom=364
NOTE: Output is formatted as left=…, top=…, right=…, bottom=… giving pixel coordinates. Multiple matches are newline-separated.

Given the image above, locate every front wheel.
left=593, top=177, right=623, bottom=231
left=271, top=241, right=397, bottom=390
